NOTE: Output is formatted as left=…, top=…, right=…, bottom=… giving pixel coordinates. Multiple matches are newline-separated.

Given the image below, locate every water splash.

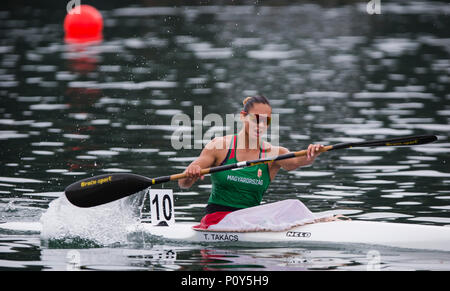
left=40, top=191, right=145, bottom=247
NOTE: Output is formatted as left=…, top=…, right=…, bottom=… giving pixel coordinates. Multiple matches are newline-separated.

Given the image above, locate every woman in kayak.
left=179, top=95, right=343, bottom=229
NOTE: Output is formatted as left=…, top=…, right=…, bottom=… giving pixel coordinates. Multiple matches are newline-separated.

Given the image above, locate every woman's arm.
left=178, top=137, right=222, bottom=189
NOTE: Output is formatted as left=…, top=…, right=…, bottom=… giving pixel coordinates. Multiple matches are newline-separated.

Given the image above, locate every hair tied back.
left=243, top=96, right=253, bottom=106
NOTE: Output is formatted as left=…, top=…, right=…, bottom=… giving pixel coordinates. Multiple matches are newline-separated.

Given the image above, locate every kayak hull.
left=131, top=220, right=450, bottom=252
left=2, top=220, right=450, bottom=252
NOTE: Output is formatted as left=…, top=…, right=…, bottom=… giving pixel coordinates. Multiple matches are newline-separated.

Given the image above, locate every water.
left=1, top=1, right=450, bottom=271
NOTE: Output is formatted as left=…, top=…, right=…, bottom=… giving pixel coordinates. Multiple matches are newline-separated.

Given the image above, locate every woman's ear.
left=239, top=111, right=246, bottom=122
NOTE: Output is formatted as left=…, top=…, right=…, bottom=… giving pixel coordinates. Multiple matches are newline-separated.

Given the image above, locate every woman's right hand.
left=179, top=164, right=205, bottom=189
left=184, top=164, right=204, bottom=181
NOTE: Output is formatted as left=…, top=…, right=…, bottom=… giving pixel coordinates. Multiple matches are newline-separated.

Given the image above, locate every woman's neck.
left=237, top=129, right=260, bottom=151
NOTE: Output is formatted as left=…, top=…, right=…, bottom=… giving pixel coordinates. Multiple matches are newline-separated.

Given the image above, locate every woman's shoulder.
left=204, top=135, right=234, bottom=151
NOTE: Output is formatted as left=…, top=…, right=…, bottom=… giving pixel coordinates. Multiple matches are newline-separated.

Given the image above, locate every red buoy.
left=64, top=5, right=103, bottom=43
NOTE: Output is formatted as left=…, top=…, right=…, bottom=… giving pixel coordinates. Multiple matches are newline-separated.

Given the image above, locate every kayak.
left=2, top=220, right=450, bottom=252
left=131, top=221, right=450, bottom=252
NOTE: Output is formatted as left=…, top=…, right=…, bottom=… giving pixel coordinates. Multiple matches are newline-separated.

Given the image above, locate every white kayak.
left=133, top=221, right=450, bottom=252
left=2, top=220, right=450, bottom=252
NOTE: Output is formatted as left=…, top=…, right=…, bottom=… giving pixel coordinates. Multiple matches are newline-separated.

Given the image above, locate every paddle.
left=65, top=134, right=437, bottom=207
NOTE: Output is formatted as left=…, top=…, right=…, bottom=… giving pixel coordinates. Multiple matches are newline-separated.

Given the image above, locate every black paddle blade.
left=331, top=135, right=437, bottom=150
left=65, top=173, right=153, bottom=207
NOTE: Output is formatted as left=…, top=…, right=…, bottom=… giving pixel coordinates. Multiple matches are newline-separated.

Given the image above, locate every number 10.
left=149, top=189, right=175, bottom=226
left=152, top=194, right=172, bottom=221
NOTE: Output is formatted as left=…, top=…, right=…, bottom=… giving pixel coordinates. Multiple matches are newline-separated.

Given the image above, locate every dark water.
left=1, top=1, right=450, bottom=271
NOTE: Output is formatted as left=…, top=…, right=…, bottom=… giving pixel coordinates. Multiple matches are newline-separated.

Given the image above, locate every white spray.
left=40, top=190, right=145, bottom=246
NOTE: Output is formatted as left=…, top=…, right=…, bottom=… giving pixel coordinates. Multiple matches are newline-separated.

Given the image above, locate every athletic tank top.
left=208, top=134, right=271, bottom=209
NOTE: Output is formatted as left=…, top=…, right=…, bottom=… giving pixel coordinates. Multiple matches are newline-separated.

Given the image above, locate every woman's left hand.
left=306, top=144, right=324, bottom=161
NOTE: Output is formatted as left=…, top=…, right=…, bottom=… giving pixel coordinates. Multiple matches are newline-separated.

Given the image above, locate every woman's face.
left=241, top=103, right=272, bottom=141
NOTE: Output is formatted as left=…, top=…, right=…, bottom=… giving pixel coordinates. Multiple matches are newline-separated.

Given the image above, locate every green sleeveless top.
left=208, top=134, right=271, bottom=209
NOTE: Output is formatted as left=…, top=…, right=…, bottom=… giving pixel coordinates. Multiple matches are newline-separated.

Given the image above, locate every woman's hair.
left=242, top=95, right=271, bottom=112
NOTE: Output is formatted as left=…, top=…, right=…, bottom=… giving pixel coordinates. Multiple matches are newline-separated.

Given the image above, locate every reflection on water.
left=1, top=236, right=450, bottom=271
left=0, top=1, right=449, bottom=270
